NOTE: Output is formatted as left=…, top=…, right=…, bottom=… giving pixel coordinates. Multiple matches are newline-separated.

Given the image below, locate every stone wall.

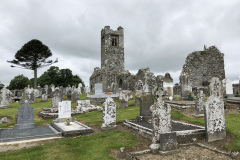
left=180, top=46, right=225, bottom=90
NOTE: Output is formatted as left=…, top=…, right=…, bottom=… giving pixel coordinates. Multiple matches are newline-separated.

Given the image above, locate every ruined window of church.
left=112, top=37, right=118, bottom=46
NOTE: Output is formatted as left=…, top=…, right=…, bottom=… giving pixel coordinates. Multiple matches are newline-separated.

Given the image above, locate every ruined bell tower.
left=100, top=26, right=125, bottom=91
left=101, top=26, right=124, bottom=73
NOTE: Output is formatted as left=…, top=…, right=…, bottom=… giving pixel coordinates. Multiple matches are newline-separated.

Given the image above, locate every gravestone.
left=58, top=101, right=71, bottom=119
left=67, top=86, right=72, bottom=100
left=78, top=83, right=82, bottom=94
left=76, top=100, right=102, bottom=113
left=180, top=72, right=192, bottom=99
left=60, top=86, right=64, bottom=98
left=85, top=86, right=90, bottom=94
left=0, top=87, right=10, bottom=108
left=149, top=87, right=178, bottom=154
left=163, top=73, right=174, bottom=98
left=137, top=92, right=154, bottom=122
left=52, top=88, right=62, bottom=108
left=195, top=90, right=205, bottom=116
left=95, top=83, right=102, bottom=94
left=204, top=77, right=226, bottom=142
left=15, top=100, right=35, bottom=129
left=225, top=79, right=234, bottom=97
left=71, top=86, right=80, bottom=103
left=135, top=80, right=143, bottom=106
left=41, top=94, right=48, bottom=102
left=52, top=100, right=93, bottom=137
left=48, top=88, right=52, bottom=97
left=30, top=91, right=35, bottom=102
left=119, top=91, right=132, bottom=108
left=101, top=97, right=116, bottom=130
left=44, top=85, right=48, bottom=95
left=76, top=100, right=91, bottom=113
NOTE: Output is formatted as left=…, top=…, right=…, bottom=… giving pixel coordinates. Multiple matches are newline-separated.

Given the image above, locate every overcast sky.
left=0, top=0, right=240, bottom=87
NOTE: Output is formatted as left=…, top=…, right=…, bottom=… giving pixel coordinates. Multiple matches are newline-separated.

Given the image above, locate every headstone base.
left=227, top=94, right=235, bottom=97
left=206, top=130, right=226, bottom=142
left=52, top=119, right=92, bottom=137
left=14, top=123, right=36, bottom=129
left=101, top=124, right=116, bottom=131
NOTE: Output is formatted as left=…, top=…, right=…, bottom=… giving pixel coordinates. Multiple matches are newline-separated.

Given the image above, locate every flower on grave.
left=54, top=109, right=58, bottom=113
left=65, top=118, right=70, bottom=125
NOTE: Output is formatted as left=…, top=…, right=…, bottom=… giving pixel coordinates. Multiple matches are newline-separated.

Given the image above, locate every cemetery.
left=0, top=26, right=240, bottom=159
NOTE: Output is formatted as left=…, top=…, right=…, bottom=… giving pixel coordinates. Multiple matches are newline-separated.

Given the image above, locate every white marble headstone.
left=58, top=101, right=71, bottom=119
left=95, top=83, right=103, bottom=94
left=225, top=79, right=233, bottom=95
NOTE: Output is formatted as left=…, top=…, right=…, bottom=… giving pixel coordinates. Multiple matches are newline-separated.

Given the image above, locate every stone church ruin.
left=179, top=45, right=225, bottom=98
left=90, top=26, right=227, bottom=102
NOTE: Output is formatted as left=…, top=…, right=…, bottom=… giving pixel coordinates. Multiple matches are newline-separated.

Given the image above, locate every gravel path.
left=136, top=145, right=232, bottom=160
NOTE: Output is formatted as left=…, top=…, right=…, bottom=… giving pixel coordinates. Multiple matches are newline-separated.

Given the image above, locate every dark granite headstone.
left=15, top=102, right=35, bottom=129
left=140, top=94, right=154, bottom=116
left=48, top=88, right=52, bottom=97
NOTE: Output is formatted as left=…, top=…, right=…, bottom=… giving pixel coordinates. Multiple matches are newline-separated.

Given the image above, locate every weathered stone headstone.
left=204, top=77, right=226, bottom=142
left=30, top=91, right=35, bottom=102
left=225, top=79, right=234, bottom=97
left=78, top=83, right=82, bottom=94
left=163, top=73, right=174, bottom=98
left=149, top=87, right=178, bottom=154
left=101, top=97, right=116, bottom=130
left=71, top=86, right=80, bottom=103
left=44, top=85, right=48, bottom=95
left=58, top=101, right=71, bottom=119
left=15, top=100, right=35, bottom=129
left=195, top=90, right=205, bottom=116
left=41, top=94, right=48, bottom=102
left=85, top=86, right=90, bottom=94
left=76, top=100, right=91, bottom=113
left=119, top=91, right=132, bottom=108
left=52, top=88, right=62, bottom=108
left=0, top=87, right=10, bottom=108
left=60, top=86, right=64, bottom=98
left=180, top=72, right=192, bottom=99
left=67, top=86, right=72, bottom=100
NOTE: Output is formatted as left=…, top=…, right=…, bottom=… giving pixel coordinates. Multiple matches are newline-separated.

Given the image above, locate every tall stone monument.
left=137, top=76, right=154, bottom=122
left=149, top=87, right=178, bottom=154
left=101, top=97, right=116, bottom=130
left=204, top=77, right=226, bottom=142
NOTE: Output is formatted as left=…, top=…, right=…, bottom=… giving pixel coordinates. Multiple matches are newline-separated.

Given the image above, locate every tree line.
left=7, top=66, right=85, bottom=90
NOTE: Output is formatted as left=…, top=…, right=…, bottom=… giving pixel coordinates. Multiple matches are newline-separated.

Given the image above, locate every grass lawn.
left=0, top=130, right=138, bottom=160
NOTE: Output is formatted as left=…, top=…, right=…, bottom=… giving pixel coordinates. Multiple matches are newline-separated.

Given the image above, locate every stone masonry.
left=180, top=45, right=225, bottom=97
